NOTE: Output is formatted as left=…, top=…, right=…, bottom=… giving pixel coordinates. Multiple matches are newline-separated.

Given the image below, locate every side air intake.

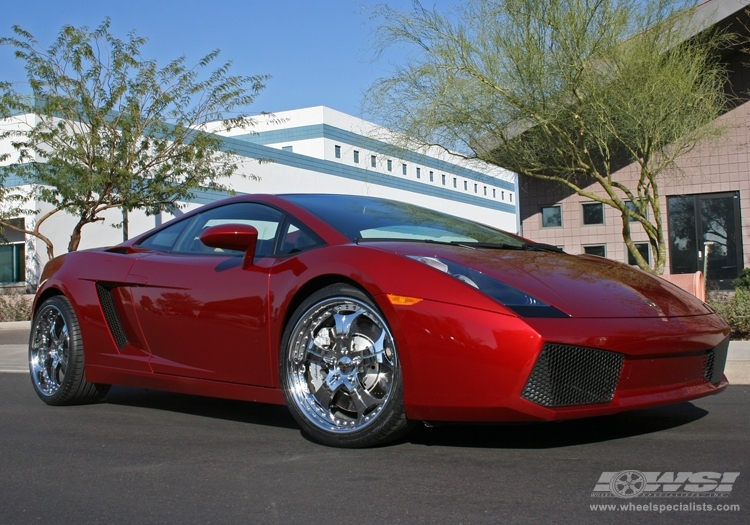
left=96, top=282, right=130, bottom=349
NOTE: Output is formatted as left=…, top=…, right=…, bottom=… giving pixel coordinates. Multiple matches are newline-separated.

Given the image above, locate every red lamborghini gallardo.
left=28, top=194, right=729, bottom=447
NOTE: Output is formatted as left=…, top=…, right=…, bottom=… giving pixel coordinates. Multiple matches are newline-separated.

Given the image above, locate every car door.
left=127, top=202, right=283, bottom=387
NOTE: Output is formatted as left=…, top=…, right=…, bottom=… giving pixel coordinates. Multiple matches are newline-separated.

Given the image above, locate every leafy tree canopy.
left=0, top=18, right=269, bottom=258
left=365, top=0, right=734, bottom=274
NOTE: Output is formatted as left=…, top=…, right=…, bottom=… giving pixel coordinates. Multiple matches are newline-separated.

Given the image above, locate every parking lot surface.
left=1, top=371, right=748, bottom=525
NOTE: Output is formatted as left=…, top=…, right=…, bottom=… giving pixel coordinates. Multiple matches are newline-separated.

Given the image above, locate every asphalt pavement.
left=1, top=372, right=748, bottom=524
left=2, top=318, right=750, bottom=524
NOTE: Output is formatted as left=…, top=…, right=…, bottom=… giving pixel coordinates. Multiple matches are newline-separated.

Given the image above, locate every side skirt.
left=86, top=364, right=286, bottom=405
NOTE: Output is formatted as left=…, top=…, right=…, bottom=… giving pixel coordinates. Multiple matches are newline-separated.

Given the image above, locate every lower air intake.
left=704, top=350, right=716, bottom=382
left=521, top=344, right=624, bottom=407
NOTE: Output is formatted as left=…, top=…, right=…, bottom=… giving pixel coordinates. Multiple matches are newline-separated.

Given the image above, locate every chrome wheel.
left=28, top=295, right=110, bottom=405
left=30, top=304, right=70, bottom=397
left=285, top=294, right=399, bottom=435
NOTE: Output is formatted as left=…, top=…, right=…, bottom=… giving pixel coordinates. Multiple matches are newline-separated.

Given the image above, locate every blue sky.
left=0, top=0, right=455, bottom=121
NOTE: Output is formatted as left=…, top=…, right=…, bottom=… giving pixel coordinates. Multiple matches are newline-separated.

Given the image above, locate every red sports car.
left=29, top=194, right=729, bottom=447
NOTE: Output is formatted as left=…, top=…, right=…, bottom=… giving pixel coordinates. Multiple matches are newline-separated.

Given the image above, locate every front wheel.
left=280, top=284, right=412, bottom=447
left=29, top=295, right=110, bottom=405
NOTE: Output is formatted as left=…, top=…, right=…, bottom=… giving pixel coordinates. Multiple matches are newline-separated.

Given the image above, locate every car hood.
left=378, top=243, right=711, bottom=318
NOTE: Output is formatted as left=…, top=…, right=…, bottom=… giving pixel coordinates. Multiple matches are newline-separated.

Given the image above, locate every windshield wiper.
left=354, top=237, right=455, bottom=245
left=520, top=242, right=564, bottom=253
left=353, top=238, right=563, bottom=253
left=448, top=241, right=524, bottom=250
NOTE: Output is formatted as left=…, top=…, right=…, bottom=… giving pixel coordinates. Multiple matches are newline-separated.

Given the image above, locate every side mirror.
left=199, top=224, right=259, bottom=269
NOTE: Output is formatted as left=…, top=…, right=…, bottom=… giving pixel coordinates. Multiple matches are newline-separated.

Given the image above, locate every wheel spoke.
left=349, top=385, right=383, bottom=424
left=333, top=309, right=365, bottom=338
left=360, top=329, right=387, bottom=363
left=48, top=321, right=60, bottom=347
left=59, top=323, right=69, bottom=347
left=312, top=381, right=335, bottom=410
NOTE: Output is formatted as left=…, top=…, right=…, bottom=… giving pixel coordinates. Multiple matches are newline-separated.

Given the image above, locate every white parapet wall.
left=1, top=106, right=518, bottom=288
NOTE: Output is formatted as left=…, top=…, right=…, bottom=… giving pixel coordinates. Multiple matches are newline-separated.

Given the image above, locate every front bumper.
left=377, top=297, right=730, bottom=422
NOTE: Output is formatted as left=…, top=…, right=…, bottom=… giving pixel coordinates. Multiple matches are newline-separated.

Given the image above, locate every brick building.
left=519, top=0, right=750, bottom=289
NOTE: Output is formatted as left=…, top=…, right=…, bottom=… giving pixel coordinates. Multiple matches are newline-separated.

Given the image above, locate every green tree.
left=0, top=19, right=268, bottom=259
left=365, top=0, right=732, bottom=274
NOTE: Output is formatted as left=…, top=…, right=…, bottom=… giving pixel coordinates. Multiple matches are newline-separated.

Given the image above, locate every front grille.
left=521, top=344, right=624, bottom=407
left=704, top=350, right=716, bottom=382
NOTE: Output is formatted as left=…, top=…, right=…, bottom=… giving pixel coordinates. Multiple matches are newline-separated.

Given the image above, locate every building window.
left=0, top=243, right=25, bottom=283
left=584, top=245, right=606, bottom=257
left=387, top=160, right=392, bottom=172
left=474, top=183, right=478, bottom=194
left=430, top=171, right=434, bottom=182
left=501, top=191, right=505, bottom=200
left=541, top=206, right=562, bottom=228
left=484, top=186, right=487, bottom=196
left=416, top=167, right=421, bottom=179
left=463, top=180, right=467, bottom=191
left=453, top=177, right=457, bottom=188
left=371, top=155, right=377, bottom=168
left=493, top=189, right=496, bottom=198
left=628, top=243, right=650, bottom=266
left=442, top=174, right=446, bottom=185
left=625, top=200, right=647, bottom=222
left=667, top=192, right=742, bottom=284
left=582, top=202, right=604, bottom=225
left=353, top=150, right=359, bottom=164
left=281, top=145, right=293, bottom=152
left=510, top=194, right=513, bottom=203
left=334, top=145, right=341, bottom=159
left=402, top=163, right=407, bottom=175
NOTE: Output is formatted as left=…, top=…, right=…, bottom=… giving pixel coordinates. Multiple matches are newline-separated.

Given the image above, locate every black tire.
left=29, top=295, right=110, bottom=405
left=280, top=283, right=413, bottom=447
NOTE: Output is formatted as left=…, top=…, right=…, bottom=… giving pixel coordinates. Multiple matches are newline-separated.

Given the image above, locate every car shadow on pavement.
left=103, top=385, right=299, bottom=430
left=101, top=384, right=709, bottom=448
left=404, top=401, right=709, bottom=449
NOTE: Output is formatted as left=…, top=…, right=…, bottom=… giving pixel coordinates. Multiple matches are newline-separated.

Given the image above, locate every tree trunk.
left=68, top=221, right=85, bottom=253
left=122, top=208, right=129, bottom=242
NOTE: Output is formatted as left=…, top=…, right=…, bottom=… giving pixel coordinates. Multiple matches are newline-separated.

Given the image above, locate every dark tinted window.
left=583, top=245, right=606, bottom=257
left=582, top=203, right=604, bottom=225
left=278, top=219, right=323, bottom=255
left=541, top=206, right=562, bottom=227
left=627, top=243, right=650, bottom=265
left=174, top=202, right=282, bottom=257
left=139, top=202, right=283, bottom=257
left=284, top=194, right=524, bottom=246
left=625, top=200, right=647, bottom=222
left=138, top=216, right=193, bottom=252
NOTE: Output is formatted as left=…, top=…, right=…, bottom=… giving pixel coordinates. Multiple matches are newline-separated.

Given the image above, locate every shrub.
left=711, top=288, right=750, bottom=340
left=734, top=268, right=750, bottom=291
left=0, top=291, right=32, bottom=322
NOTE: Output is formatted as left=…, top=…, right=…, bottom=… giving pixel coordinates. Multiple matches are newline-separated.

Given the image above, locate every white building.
left=0, top=106, right=517, bottom=290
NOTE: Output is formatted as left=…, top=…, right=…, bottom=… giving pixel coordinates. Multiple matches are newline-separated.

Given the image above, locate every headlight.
left=407, top=255, right=568, bottom=318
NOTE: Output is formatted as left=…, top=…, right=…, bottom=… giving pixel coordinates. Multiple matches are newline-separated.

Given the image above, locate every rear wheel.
left=29, top=296, right=110, bottom=405
left=280, top=284, right=412, bottom=447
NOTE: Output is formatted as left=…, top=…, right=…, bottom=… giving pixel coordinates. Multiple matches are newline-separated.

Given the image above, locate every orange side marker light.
left=387, top=294, right=423, bottom=306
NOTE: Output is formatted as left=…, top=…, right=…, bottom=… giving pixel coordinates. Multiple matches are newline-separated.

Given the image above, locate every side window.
left=173, top=202, right=283, bottom=257
left=137, top=217, right=193, bottom=252
left=278, top=219, right=323, bottom=256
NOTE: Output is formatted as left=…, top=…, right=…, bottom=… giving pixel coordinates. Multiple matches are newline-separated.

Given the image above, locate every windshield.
left=283, top=194, right=525, bottom=246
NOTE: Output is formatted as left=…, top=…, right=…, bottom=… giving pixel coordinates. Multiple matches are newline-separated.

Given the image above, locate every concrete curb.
left=0, top=321, right=31, bottom=330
